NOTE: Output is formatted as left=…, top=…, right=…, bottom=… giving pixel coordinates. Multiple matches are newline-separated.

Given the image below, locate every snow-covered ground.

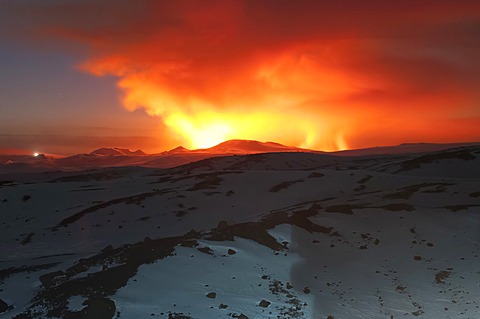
left=0, top=145, right=479, bottom=318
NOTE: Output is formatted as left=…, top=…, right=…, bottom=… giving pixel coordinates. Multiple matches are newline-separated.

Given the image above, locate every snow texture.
left=0, top=144, right=479, bottom=318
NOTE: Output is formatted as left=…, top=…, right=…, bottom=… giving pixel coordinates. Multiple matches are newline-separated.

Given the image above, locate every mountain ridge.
left=1, top=139, right=480, bottom=174
left=90, top=147, right=146, bottom=156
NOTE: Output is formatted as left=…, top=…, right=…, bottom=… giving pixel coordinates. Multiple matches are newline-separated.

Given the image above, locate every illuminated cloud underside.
left=4, top=0, right=479, bottom=150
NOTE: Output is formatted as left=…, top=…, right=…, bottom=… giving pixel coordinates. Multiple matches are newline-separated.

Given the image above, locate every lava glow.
left=165, top=113, right=232, bottom=149
left=9, top=1, right=479, bottom=152
left=108, top=56, right=353, bottom=151
left=164, top=111, right=347, bottom=150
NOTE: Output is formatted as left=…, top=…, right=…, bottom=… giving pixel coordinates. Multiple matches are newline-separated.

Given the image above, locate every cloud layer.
left=3, top=0, right=480, bottom=150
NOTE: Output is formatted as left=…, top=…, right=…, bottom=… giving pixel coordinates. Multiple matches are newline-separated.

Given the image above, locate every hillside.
left=2, top=140, right=479, bottom=175
left=0, top=145, right=479, bottom=318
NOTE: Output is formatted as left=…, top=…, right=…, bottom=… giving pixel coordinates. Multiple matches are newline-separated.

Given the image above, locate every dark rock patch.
left=380, top=203, right=415, bottom=212
left=197, top=247, right=214, bottom=255
left=0, top=180, right=14, bottom=186
left=70, top=188, right=105, bottom=192
left=49, top=171, right=125, bottom=183
left=0, top=262, right=61, bottom=284
left=0, top=298, right=11, bottom=313
left=325, top=205, right=358, bottom=214
left=397, top=149, right=475, bottom=172
left=187, top=173, right=224, bottom=191
left=383, top=183, right=452, bottom=200
left=65, top=298, right=115, bottom=319
left=269, top=180, right=303, bottom=192
left=53, top=189, right=172, bottom=229
left=175, top=211, right=189, bottom=218
left=167, top=312, right=194, bottom=319
left=443, top=204, right=480, bottom=212
left=180, top=240, right=198, bottom=248
left=206, top=292, right=216, bottom=299
left=288, top=213, right=331, bottom=234
left=20, top=232, right=34, bottom=245
left=357, top=175, right=373, bottom=184
left=39, top=270, right=67, bottom=289
left=435, top=270, right=452, bottom=284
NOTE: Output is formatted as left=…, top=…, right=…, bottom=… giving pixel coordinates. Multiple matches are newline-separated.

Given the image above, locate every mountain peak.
left=165, top=146, right=190, bottom=154
left=90, top=148, right=146, bottom=156
left=200, top=139, right=306, bottom=154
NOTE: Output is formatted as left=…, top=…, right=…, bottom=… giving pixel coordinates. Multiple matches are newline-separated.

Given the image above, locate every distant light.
left=33, top=152, right=39, bottom=157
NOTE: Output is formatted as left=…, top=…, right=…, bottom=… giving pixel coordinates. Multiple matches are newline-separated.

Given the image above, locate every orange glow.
left=77, top=33, right=478, bottom=151
left=114, top=77, right=352, bottom=151
left=32, top=1, right=478, bottom=152
left=81, top=48, right=355, bottom=151
left=165, top=113, right=232, bottom=149
left=163, top=111, right=349, bottom=150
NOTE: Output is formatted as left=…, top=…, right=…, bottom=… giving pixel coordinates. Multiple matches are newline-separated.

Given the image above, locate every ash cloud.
left=2, top=0, right=479, bottom=149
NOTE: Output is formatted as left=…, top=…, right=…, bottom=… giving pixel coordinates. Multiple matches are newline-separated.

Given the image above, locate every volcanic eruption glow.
left=103, top=51, right=353, bottom=150
left=5, top=0, right=479, bottom=153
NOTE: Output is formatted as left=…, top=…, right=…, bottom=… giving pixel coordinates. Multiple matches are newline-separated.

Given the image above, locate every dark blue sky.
left=0, top=40, right=161, bottom=154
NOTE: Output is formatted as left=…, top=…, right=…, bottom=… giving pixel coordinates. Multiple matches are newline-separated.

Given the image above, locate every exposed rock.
left=217, top=220, right=228, bottom=231
left=435, top=270, right=452, bottom=284
left=197, top=247, right=214, bottom=255
left=167, top=312, right=193, bottom=319
left=39, top=270, right=66, bottom=289
left=82, top=298, right=116, bottom=319
left=0, top=298, right=10, bottom=313
left=206, top=292, right=216, bottom=299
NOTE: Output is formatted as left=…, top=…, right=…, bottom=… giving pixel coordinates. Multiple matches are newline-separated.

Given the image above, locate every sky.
left=1, top=0, right=479, bottom=155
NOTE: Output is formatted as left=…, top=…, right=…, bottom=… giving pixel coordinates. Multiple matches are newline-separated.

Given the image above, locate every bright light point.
left=33, top=152, right=39, bottom=157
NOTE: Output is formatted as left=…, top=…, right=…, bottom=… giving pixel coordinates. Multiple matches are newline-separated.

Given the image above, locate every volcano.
left=199, top=139, right=311, bottom=154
